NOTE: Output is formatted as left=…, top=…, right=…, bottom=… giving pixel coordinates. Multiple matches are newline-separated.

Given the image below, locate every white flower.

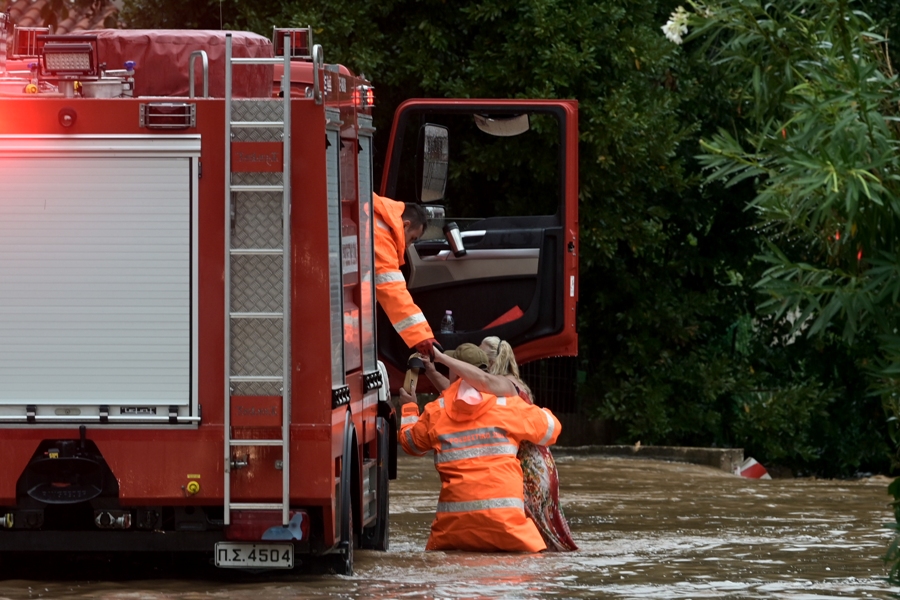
left=662, top=6, right=690, bottom=45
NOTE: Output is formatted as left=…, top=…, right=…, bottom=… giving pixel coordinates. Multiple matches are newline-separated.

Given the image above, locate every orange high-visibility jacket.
left=400, top=379, right=562, bottom=552
left=373, top=193, right=434, bottom=348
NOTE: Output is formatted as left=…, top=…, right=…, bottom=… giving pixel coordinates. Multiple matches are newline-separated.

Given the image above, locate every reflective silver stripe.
left=496, top=396, right=507, bottom=406
left=439, top=398, right=445, bottom=408
left=401, top=415, right=419, bottom=426
left=404, top=428, right=427, bottom=455
left=376, top=218, right=391, bottom=231
left=375, top=271, right=405, bottom=285
left=436, top=497, right=524, bottom=513
left=435, top=443, right=518, bottom=464
left=438, top=427, right=509, bottom=451
left=538, top=409, right=555, bottom=446
left=394, top=312, right=426, bottom=333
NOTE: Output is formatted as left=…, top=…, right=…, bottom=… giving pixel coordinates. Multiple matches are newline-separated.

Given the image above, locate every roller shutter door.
left=0, top=135, right=199, bottom=423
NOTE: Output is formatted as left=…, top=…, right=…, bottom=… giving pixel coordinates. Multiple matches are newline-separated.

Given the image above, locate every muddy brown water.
left=0, top=453, right=895, bottom=599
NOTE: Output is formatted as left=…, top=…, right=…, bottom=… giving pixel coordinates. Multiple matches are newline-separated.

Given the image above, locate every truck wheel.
left=361, top=416, right=390, bottom=551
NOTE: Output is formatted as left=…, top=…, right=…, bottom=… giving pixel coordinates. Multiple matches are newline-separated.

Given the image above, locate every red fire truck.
left=0, top=24, right=578, bottom=574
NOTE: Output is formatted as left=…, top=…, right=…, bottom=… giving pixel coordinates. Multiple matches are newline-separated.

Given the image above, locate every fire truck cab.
left=0, top=25, right=578, bottom=574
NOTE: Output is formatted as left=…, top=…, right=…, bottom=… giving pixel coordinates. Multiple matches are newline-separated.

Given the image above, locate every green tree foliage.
left=684, top=0, right=898, bottom=445
left=119, top=0, right=278, bottom=31
left=119, top=0, right=891, bottom=476
left=675, top=0, right=900, bottom=576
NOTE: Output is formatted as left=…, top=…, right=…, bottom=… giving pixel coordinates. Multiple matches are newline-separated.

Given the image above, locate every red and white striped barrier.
left=738, top=457, right=772, bottom=479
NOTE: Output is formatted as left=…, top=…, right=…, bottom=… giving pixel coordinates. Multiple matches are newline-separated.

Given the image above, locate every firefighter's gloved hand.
left=414, top=338, right=440, bottom=361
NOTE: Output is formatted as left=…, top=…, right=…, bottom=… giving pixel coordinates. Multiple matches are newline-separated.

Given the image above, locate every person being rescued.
left=398, top=343, right=562, bottom=552
left=479, top=336, right=578, bottom=552
left=373, top=193, right=440, bottom=359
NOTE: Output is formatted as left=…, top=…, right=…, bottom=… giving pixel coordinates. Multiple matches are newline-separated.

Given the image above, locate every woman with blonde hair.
left=480, top=336, right=578, bottom=552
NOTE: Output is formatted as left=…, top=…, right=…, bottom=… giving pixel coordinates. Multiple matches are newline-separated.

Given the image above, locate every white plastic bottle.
left=440, top=310, right=455, bottom=334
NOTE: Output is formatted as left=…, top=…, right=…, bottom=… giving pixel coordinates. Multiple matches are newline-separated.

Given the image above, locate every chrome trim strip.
left=419, top=248, right=539, bottom=262
left=0, top=134, right=202, bottom=156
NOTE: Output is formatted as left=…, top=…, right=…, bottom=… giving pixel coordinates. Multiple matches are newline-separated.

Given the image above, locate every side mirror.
left=417, top=124, right=448, bottom=203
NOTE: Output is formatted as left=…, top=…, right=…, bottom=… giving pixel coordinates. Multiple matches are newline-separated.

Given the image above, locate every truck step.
left=229, top=375, right=283, bottom=383
left=229, top=312, right=283, bottom=319
left=230, top=184, right=284, bottom=193
left=230, top=248, right=284, bottom=256
left=229, top=439, right=284, bottom=447
left=230, top=120, right=285, bottom=128
left=230, top=502, right=285, bottom=511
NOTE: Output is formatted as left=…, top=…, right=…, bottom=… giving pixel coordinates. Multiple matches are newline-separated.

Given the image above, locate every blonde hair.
left=482, top=336, right=533, bottom=399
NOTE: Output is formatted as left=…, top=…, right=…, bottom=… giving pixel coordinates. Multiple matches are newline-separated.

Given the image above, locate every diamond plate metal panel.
left=232, top=172, right=283, bottom=187
left=231, top=254, right=283, bottom=312
left=232, top=191, right=283, bottom=249
left=231, top=318, right=283, bottom=377
left=232, top=128, right=283, bottom=143
left=231, top=172, right=284, bottom=185
left=230, top=380, right=283, bottom=397
left=233, top=100, right=284, bottom=123
left=232, top=100, right=285, bottom=143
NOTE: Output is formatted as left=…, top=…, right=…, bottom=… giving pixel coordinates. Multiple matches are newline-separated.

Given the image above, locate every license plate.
left=214, top=542, right=294, bottom=569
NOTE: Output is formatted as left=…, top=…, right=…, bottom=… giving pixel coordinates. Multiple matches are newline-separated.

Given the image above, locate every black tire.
left=361, top=416, right=390, bottom=551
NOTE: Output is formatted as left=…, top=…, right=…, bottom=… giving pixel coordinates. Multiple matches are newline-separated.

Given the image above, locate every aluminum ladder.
left=223, top=32, right=293, bottom=526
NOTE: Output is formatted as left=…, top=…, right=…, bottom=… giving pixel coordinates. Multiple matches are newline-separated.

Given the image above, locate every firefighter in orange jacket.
left=399, top=344, right=562, bottom=552
left=373, top=193, right=440, bottom=358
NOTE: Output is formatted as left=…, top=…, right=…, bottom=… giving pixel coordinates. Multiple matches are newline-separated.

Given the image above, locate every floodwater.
left=0, top=452, right=896, bottom=599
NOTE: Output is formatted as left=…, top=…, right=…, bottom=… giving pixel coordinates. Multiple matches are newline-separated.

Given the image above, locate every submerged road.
left=0, top=452, right=894, bottom=599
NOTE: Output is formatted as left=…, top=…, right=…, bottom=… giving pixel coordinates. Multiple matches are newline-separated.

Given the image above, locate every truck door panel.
left=378, top=100, right=578, bottom=373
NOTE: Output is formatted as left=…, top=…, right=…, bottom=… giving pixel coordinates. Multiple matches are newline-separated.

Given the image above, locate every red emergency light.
left=272, top=27, right=312, bottom=58
left=353, top=85, right=375, bottom=109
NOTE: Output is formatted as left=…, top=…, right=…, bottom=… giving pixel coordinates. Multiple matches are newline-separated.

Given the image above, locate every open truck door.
left=378, top=100, right=578, bottom=379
